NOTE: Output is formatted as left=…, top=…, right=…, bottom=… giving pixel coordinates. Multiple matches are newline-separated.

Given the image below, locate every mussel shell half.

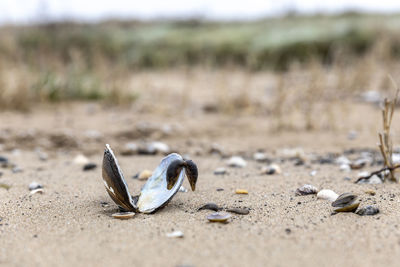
left=332, top=193, right=357, bottom=208
left=102, top=144, right=136, bottom=212
left=137, top=153, right=185, bottom=213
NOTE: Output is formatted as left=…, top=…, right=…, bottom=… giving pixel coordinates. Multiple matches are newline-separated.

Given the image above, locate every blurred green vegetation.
left=2, top=13, right=400, bottom=70
left=1, top=13, right=400, bottom=109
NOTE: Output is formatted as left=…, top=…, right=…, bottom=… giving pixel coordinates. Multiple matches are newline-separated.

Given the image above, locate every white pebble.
left=28, top=182, right=42, bottom=191
left=73, top=154, right=89, bottom=165
left=339, top=164, right=351, bottom=172
left=226, top=156, right=247, bottom=168
left=166, top=230, right=184, bottom=238
left=317, top=189, right=339, bottom=202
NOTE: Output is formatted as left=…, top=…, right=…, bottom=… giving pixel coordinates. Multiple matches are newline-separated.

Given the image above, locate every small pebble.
left=166, top=230, right=184, bottom=238
left=309, top=170, right=317, bottom=176
left=295, top=184, right=318, bottom=196
left=179, top=186, right=188, bottom=193
left=216, top=188, right=224, bottom=191
left=214, top=167, right=227, bottom=175
left=356, top=205, right=379, bottom=216
left=207, top=212, right=231, bottom=223
left=138, top=170, right=152, bottom=180
left=260, top=164, right=282, bottom=175
left=73, top=154, right=90, bottom=165
left=28, top=182, right=43, bottom=191
left=121, top=143, right=139, bottom=156
left=112, top=212, right=135, bottom=220
left=83, top=163, right=97, bottom=171
left=253, top=152, right=269, bottom=162
left=357, top=175, right=383, bottom=184
left=339, top=164, right=351, bottom=172
left=227, top=156, right=247, bottom=168
left=226, top=208, right=250, bottom=215
left=235, top=189, right=248, bottom=194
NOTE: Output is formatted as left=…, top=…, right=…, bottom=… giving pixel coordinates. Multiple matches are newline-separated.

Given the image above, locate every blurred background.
left=1, top=0, right=400, bottom=133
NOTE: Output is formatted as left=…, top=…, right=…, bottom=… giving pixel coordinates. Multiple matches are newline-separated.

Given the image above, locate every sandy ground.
left=1, top=102, right=400, bottom=267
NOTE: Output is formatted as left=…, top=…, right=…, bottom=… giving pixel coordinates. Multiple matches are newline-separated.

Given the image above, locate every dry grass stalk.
left=378, top=77, right=399, bottom=182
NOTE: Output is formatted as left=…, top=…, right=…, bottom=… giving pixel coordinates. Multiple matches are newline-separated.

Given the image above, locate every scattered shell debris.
left=111, top=212, right=136, bottom=220
left=295, top=184, right=318, bottom=196
left=227, top=156, right=247, bottom=168
left=235, top=189, right=248, bottom=194
left=166, top=230, right=184, bottom=238
left=317, top=189, right=338, bottom=202
left=207, top=212, right=231, bottom=223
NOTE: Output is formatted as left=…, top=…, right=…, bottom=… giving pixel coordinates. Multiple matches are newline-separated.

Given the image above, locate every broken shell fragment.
left=253, top=152, right=269, bottom=162
left=28, top=181, right=43, bottom=191
left=30, top=188, right=44, bottom=195
left=138, top=170, right=152, bottom=180
left=226, top=208, right=250, bottom=215
left=260, top=164, right=282, bottom=175
left=166, top=230, right=184, bottom=238
left=111, top=212, right=135, bottom=220
left=235, top=189, right=248, bottom=194
left=227, top=156, right=247, bottom=168
left=207, top=212, right=231, bottom=223
left=198, top=203, right=221, bottom=212
left=356, top=205, right=379, bottom=216
left=332, top=193, right=358, bottom=208
left=295, top=184, right=318, bottom=196
left=334, top=202, right=360, bottom=213
left=317, top=189, right=339, bottom=202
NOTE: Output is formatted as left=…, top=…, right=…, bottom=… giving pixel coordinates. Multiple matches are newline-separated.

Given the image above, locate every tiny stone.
left=83, top=163, right=97, bottom=171
left=253, top=152, right=269, bottom=162
left=317, top=189, right=339, bottom=202
left=207, top=212, right=231, bottom=223
left=179, top=186, right=188, bottom=193
left=235, top=189, right=248, bottom=194
left=310, top=170, right=317, bottom=176
left=227, top=156, right=247, bottom=168
left=138, top=170, right=152, bottom=180
left=73, top=154, right=90, bottom=165
left=356, top=205, right=379, bottom=216
left=214, top=167, right=227, bottom=175
left=28, top=182, right=43, bottom=191
left=121, top=143, right=139, bottom=156
left=216, top=188, right=224, bottom=191
left=260, top=164, right=282, bottom=175
left=166, top=230, right=184, bottom=238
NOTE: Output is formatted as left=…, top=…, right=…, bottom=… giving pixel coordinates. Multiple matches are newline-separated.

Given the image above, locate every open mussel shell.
left=332, top=193, right=357, bottom=208
left=102, top=144, right=197, bottom=214
left=102, top=144, right=136, bottom=212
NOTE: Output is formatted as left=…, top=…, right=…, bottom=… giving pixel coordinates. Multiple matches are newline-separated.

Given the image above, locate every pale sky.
left=0, top=0, right=400, bottom=25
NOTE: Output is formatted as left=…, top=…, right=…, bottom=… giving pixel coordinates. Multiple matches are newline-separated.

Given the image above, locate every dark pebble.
left=197, top=203, right=221, bottom=212
left=226, top=208, right=250, bottom=215
left=356, top=205, right=379, bottom=216
left=285, top=228, right=291, bottom=234
left=83, top=163, right=97, bottom=171
left=216, top=188, right=224, bottom=191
